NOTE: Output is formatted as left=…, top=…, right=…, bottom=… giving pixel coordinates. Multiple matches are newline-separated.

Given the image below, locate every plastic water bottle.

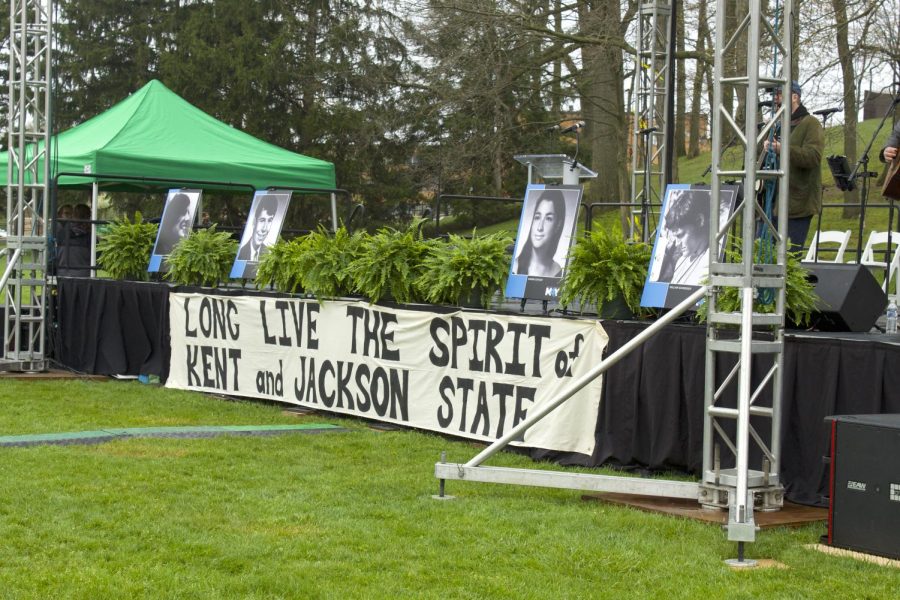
left=886, top=301, right=897, bottom=334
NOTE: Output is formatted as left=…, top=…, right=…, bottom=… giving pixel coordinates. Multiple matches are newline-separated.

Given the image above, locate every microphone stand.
left=811, top=109, right=839, bottom=262
left=846, top=96, right=900, bottom=271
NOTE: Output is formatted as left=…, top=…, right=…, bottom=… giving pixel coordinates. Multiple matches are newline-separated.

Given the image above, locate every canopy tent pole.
left=331, top=192, right=338, bottom=232
left=90, top=181, right=98, bottom=278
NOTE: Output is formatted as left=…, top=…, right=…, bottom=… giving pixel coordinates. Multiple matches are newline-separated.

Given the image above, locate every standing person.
left=238, top=194, right=279, bottom=262
left=654, top=190, right=710, bottom=285
left=879, top=119, right=900, bottom=164
left=58, top=203, right=92, bottom=277
left=513, top=189, right=567, bottom=278
left=155, top=193, right=194, bottom=256
left=762, top=80, right=825, bottom=253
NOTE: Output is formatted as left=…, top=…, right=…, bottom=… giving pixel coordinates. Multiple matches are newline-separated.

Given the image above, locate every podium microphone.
left=558, top=121, right=585, bottom=134
left=813, top=107, right=841, bottom=117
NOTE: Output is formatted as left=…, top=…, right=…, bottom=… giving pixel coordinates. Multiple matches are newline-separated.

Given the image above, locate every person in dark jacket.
left=57, top=203, right=92, bottom=277
left=762, top=80, right=824, bottom=252
left=879, top=119, right=900, bottom=164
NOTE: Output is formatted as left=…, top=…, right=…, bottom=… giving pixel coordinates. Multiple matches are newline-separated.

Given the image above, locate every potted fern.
left=296, top=226, right=368, bottom=299
left=696, top=241, right=818, bottom=327
left=95, top=212, right=158, bottom=281
left=346, top=220, right=433, bottom=304
left=164, top=225, right=238, bottom=287
left=416, top=230, right=513, bottom=309
left=560, top=227, right=652, bottom=318
left=255, top=236, right=308, bottom=294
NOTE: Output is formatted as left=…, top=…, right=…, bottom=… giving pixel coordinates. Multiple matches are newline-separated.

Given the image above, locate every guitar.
left=883, top=156, right=900, bottom=199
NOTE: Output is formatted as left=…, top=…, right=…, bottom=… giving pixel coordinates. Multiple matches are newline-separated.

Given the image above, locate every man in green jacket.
left=763, top=80, right=825, bottom=252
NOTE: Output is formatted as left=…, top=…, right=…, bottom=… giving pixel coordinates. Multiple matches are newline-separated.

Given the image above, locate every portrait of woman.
left=513, top=188, right=568, bottom=278
left=154, top=192, right=196, bottom=256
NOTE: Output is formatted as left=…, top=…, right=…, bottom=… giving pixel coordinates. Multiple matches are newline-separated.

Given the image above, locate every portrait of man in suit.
left=238, top=194, right=280, bottom=262
left=232, top=191, right=290, bottom=279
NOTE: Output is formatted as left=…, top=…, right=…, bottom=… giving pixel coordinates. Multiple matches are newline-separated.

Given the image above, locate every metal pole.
left=90, top=181, right=98, bottom=278
left=330, top=192, right=338, bottom=232
left=466, top=285, right=707, bottom=468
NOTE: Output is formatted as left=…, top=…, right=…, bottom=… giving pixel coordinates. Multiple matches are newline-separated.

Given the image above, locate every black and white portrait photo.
left=650, top=189, right=710, bottom=285
left=505, top=185, right=581, bottom=301
left=230, top=190, right=291, bottom=279
left=149, top=189, right=201, bottom=272
left=641, top=185, right=737, bottom=309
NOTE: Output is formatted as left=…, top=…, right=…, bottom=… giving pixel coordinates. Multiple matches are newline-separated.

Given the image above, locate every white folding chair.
left=859, top=230, right=900, bottom=298
left=803, top=229, right=851, bottom=263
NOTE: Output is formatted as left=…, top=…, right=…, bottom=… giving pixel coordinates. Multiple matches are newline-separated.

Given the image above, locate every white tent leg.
left=330, top=192, right=338, bottom=232
left=90, top=181, right=98, bottom=278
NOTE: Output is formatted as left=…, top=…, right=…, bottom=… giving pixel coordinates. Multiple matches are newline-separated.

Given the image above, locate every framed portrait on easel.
left=640, top=184, right=738, bottom=309
left=505, top=184, right=582, bottom=301
left=148, top=189, right=202, bottom=272
left=229, top=190, right=292, bottom=280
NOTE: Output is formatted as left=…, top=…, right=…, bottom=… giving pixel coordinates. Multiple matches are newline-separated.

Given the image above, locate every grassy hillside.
left=468, top=118, right=898, bottom=257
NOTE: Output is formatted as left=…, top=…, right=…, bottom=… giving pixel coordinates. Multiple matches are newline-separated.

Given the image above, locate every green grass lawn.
left=0, top=379, right=895, bottom=598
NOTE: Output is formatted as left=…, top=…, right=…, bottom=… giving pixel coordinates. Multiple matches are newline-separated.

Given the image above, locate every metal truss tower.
left=702, top=0, right=792, bottom=547
left=630, top=0, right=673, bottom=242
left=2, top=0, right=53, bottom=372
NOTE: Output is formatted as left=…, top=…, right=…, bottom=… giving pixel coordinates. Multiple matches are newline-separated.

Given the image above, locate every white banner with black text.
left=167, top=294, right=608, bottom=455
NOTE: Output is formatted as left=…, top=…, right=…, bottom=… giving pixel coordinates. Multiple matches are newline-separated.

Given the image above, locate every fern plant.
left=416, top=230, right=513, bottom=308
left=164, top=225, right=238, bottom=287
left=297, top=226, right=368, bottom=299
left=696, top=240, right=819, bottom=326
left=346, top=220, right=433, bottom=304
left=95, top=212, right=158, bottom=281
left=255, top=236, right=307, bottom=293
left=560, top=228, right=652, bottom=315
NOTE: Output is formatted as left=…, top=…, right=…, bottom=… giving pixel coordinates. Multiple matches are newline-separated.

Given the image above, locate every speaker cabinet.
left=827, top=414, right=900, bottom=560
left=798, top=262, right=887, bottom=332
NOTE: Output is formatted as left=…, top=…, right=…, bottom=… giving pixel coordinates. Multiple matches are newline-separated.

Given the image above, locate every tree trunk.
left=832, top=0, right=860, bottom=219
left=578, top=0, right=628, bottom=220
left=675, top=0, right=686, bottom=163
left=689, top=0, right=708, bottom=159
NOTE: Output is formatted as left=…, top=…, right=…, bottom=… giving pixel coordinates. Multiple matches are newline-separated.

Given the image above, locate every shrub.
left=164, top=225, right=238, bottom=287
left=297, top=226, right=368, bottom=299
left=95, top=212, right=158, bottom=281
left=416, top=231, right=513, bottom=308
left=347, top=220, right=433, bottom=303
left=255, top=237, right=307, bottom=294
left=560, top=228, right=652, bottom=315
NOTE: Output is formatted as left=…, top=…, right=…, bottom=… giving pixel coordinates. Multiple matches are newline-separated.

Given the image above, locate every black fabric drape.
left=56, top=277, right=170, bottom=379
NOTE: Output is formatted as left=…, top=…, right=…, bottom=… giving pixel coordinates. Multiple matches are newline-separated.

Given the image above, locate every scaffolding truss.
left=701, top=0, right=792, bottom=542
left=435, top=1, right=792, bottom=556
left=630, top=0, right=673, bottom=242
left=3, top=0, right=52, bottom=372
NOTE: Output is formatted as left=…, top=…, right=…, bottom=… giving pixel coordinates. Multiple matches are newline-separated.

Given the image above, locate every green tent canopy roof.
left=1, top=79, right=336, bottom=191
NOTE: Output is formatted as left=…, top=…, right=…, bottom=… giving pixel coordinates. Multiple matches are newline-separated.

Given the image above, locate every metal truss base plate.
left=724, top=558, right=758, bottom=568
left=700, top=479, right=784, bottom=512
left=0, top=359, right=47, bottom=373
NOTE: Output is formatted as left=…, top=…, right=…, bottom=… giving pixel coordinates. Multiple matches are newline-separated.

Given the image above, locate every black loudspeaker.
left=798, top=262, right=887, bottom=332
left=826, top=414, right=900, bottom=560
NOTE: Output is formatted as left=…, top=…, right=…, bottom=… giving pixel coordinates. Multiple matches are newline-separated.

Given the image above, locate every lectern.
left=514, top=154, right=597, bottom=186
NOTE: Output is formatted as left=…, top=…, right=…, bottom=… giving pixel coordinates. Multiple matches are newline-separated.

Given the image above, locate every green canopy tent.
left=1, top=80, right=338, bottom=271
left=1, top=79, right=336, bottom=192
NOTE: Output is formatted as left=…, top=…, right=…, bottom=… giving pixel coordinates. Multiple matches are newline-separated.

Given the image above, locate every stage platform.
left=582, top=493, right=826, bottom=528
left=53, top=277, right=900, bottom=508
